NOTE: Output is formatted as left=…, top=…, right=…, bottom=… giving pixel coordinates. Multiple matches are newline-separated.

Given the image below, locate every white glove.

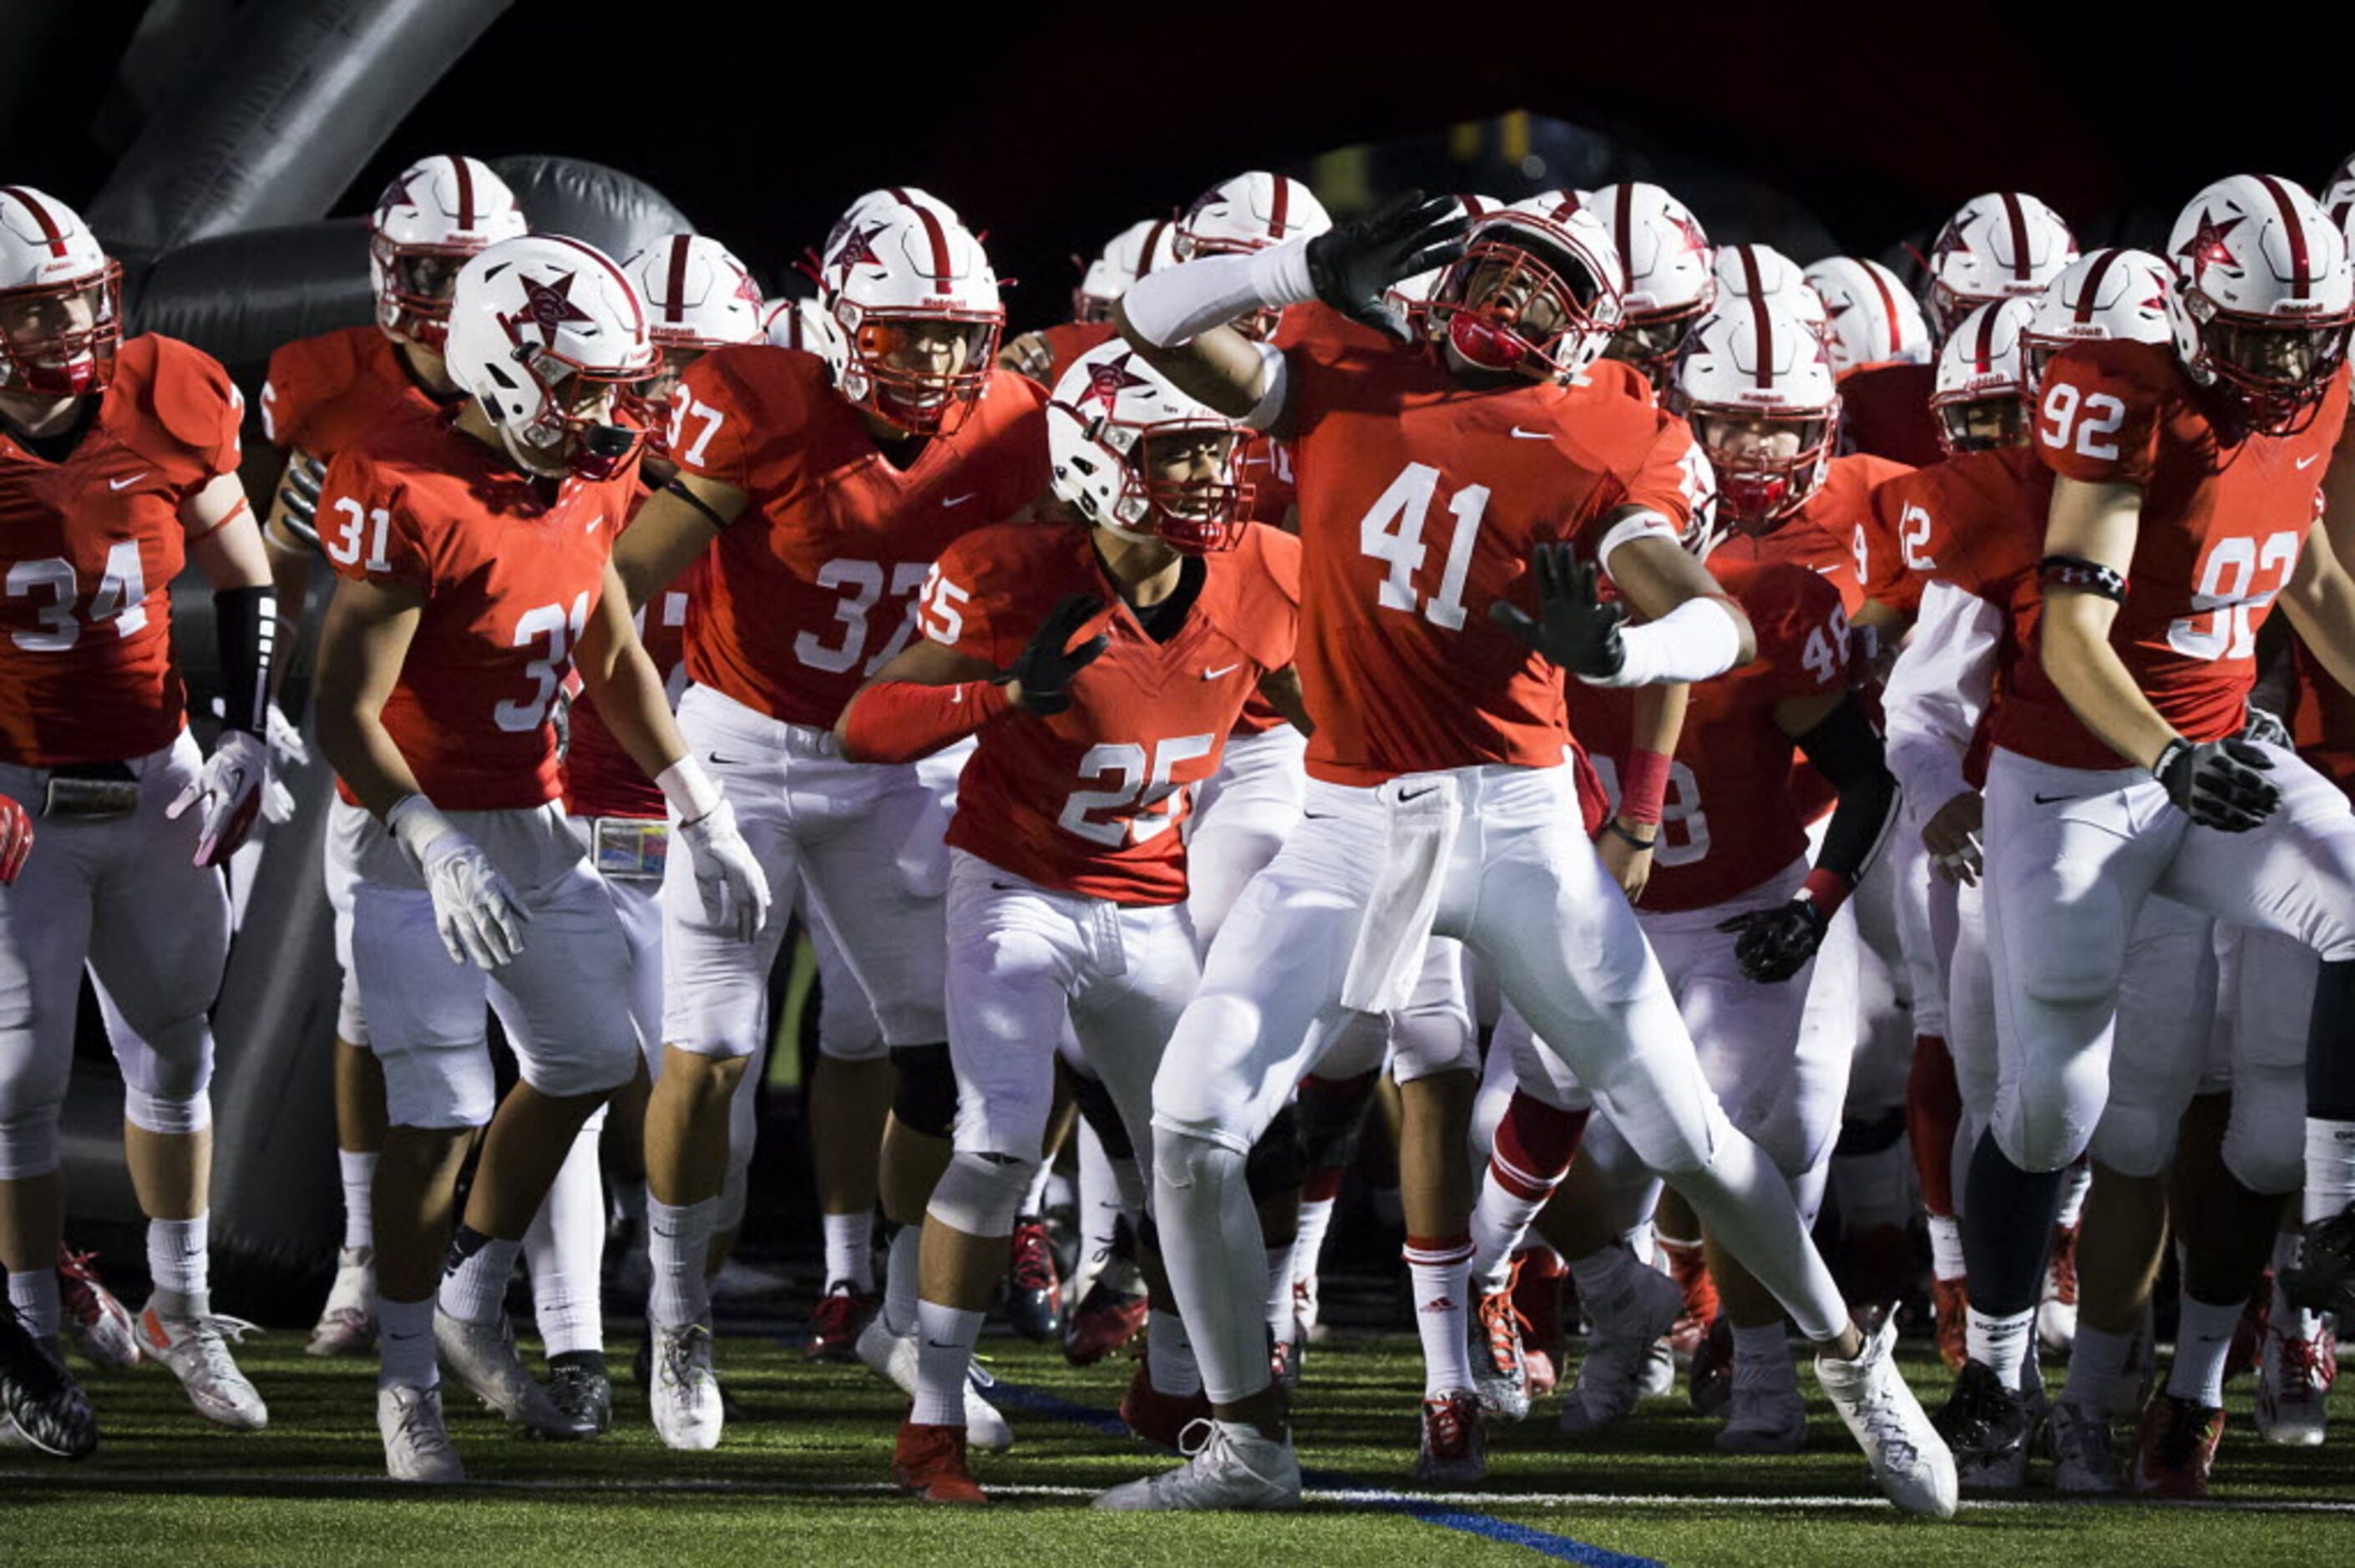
left=166, top=728, right=271, bottom=867
left=264, top=701, right=311, bottom=769
left=677, top=797, right=771, bottom=942
left=388, top=795, right=532, bottom=969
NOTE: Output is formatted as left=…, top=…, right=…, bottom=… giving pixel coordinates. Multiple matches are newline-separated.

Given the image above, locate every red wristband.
left=1619, top=748, right=1672, bottom=826
left=838, top=679, right=1013, bottom=765
left=1799, top=867, right=1853, bottom=914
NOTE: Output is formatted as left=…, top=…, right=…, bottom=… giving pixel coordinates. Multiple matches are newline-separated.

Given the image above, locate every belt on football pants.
left=42, top=759, right=140, bottom=821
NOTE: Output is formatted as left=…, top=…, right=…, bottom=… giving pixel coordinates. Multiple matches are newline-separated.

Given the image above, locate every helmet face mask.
left=2189, top=299, right=2350, bottom=427
left=0, top=264, right=120, bottom=397
left=1935, top=394, right=2030, bottom=453
left=1687, top=407, right=1837, bottom=532
left=1604, top=307, right=1703, bottom=382
left=1431, top=229, right=1617, bottom=381
left=368, top=157, right=529, bottom=350
left=839, top=310, right=1000, bottom=435
left=1049, top=345, right=1253, bottom=554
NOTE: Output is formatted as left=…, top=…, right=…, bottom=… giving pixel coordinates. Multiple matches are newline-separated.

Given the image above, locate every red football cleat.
left=1512, top=1246, right=1566, bottom=1398
left=1658, top=1236, right=1719, bottom=1361
left=892, top=1419, right=986, bottom=1505
left=2130, top=1393, right=2224, bottom=1500
left=1118, top=1357, right=1213, bottom=1450
left=1006, top=1221, right=1063, bottom=1343
left=805, top=1282, right=879, bottom=1363
left=1932, top=1276, right=1969, bottom=1373
left=1064, top=1259, right=1149, bottom=1367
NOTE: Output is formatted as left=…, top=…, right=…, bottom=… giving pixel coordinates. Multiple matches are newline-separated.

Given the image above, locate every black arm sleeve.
left=214, top=584, right=279, bottom=735
left=1793, top=694, right=1899, bottom=888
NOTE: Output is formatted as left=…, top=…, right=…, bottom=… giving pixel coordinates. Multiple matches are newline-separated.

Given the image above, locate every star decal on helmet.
left=2176, top=210, right=2245, bottom=277
left=1669, top=210, right=1710, bottom=257
left=502, top=271, right=593, bottom=346
left=1931, top=221, right=1968, bottom=269
left=1081, top=352, right=1153, bottom=412
left=828, top=223, right=885, bottom=278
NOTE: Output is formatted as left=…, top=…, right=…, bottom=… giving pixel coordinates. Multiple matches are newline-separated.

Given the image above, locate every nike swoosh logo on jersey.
left=1303, top=810, right=1334, bottom=821
left=707, top=752, right=742, bottom=766
left=2032, top=792, right=2081, bottom=805
left=2298, top=454, right=2322, bottom=470
left=942, top=493, right=979, bottom=508
left=585, top=515, right=605, bottom=533
left=1400, top=784, right=1441, bottom=802
left=1508, top=427, right=1552, bottom=440
left=1202, top=664, right=1241, bottom=680
left=109, top=473, right=147, bottom=491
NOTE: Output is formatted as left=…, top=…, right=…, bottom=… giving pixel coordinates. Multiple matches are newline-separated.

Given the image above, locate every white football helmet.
left=1384, top=195, right=1500, bottom=331
left=623, top=234, right=764, bottom=454
left=1931, top=299, right=2035, bottom=455
left=1426, top=192, right=1625, bottom=382
left=443, top=235, right=657, bottom=481
left=821, top=201, right=1003, bottom=435
left=0, top=185, right=120, bottom=396
left=2021, top=248, right=2173, bottom=386
left=1674, top=296, right=1840, bottom=532
left=1923, top=191, right=2078, bottom=340
left=763, top=295, right=837, bottom=355
left=823, top=186, right=959, bottom=281
left=2322, top=153, right=2355, bottom=230
left=1048, top=341, right=1251, bottom=554
left=1174, top=173, right=1333, bottom=340
left=1591, top=182, right=1715, bottom=380
left=368, top=154, right=529, bottom=348
left=1805, top=256, right=1932, bottom=372
left=2167, top=174, right=2353, bottom=433
left=1073, top=217, right=1173, bottom=325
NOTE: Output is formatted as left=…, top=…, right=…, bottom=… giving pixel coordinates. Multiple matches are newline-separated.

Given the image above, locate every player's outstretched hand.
left=1005, top=595, right=1110, bottom=716
left=1489, top=544, right=1628, bottom=680
left=2154, top=736, right=2278, bottom=832
left=1716, top=898, right=1831, bottom=984
left=166, top=729, right=271, bottom=867
left=1305, top=191, right=1469, bottom=341
left=0, top=792, right=31, bottom=886
left=679, top=797, right=772, bottom=943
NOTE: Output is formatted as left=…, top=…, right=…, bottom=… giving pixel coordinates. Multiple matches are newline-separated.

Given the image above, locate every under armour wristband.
left=838, top=679, right=1016, bottom=766
left=213, top=584, right=278, bottom=736
left=1619, top=747, right=1672, bottom=827
left=1120, top=239, right=1317, bottom=347
left=1586, top=594, right=1745, bottom=688
left=656, top=756, right=725, bottom=824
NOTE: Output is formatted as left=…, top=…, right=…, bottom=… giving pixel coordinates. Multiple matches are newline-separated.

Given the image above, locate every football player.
left=1102, top=192, right=1953, bottom=1515
left=1929, top=300, right=2037, bottom=456
left=1811, top=254, right=1944, bottom=466
left=836, top=343, right=1302, bottom=1502
left=613, top=196, right=1045, bottom=1450
left=311, top=234, right=767, bottom=1481
left=1590, top=181, right=1715, bottom=390
left=1921, top=191, right=2079, bottom=341
left=0, top=185, right=276, bottom=1439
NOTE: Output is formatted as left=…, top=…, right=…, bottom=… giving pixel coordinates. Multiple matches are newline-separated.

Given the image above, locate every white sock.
left=378, top=1295, right=438, bottom=1390
left=1927, top=1214, right=1966, bottom=1282
left=1147, top=1308, right=1203, bottom=1395
left=2064, top=1323, right=2132, bottom=1412
left=883, top=1225, right=923, bottom=1336
left=911, top=1299, right=981, bottom=1428
left=339, top=1150, right=378, bottom=1252
left=2303, top=1119, right=2355, bottom=1222
left=1470, top=1168, right=1557, bottom=1291
left=2054, top=1161, right=2092, bottom=1231
left=524, top=1125, right=606, bottom=1357
left=1624, top=1219, right=1658, bottom=1267
left=647, top=1196, right=717, bottom=1330
left=438, top=1234, right=522, bottom=1326
left=1264, top=1243, right=1297, bottom=1345
left=1966, top=1306, right=2036, bottom=1390
left=146, top=1211, right=209, bottom=1312
left=1730, top=1319, right=1796, bottom=1386
left=1076, top=1122, right=1124, bottom=1272
left=1405, top=1236, right=1476, bottom=1399
left=8, top=1267, right=59, bottom=1339
left=2271, top=1231, right=2324, bottom=1341
left=1293, top=1196, right=1337, bottom=1282
left=821, top=1211, right=874, bottom=1292
left=1020, top=1156, right=1058, bottom=1217
left=2166, top=1292, right=2243, bottom=1409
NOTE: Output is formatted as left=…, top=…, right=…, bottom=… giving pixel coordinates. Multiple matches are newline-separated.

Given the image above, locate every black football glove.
left=276, top=448, right=327, bottom=547
left=1716, top=898, right=1831, bottom=984
left=1487, top=544, right=1627, bottom=679
left=1003, top=594, right=1109, bottom=716
left=2154, top=736, right=2279, bottom=832
left=1304, top=191, right=1470, bottom=341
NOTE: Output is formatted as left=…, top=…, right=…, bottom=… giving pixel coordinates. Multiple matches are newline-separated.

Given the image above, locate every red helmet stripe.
left=1737, top=245, right=1765, bottom=302
left=1999, top=192, right=2032, bottom=281
left=1268, top=177, right=1291, bottom=240
left=2072, top=248, right=2124, bottom=325
left=1614, top=185, right=1636, bottom=289
left=1138, top=220, right=1169, bottom=278
left=453, top=158, right=476, bottom=233
left=664, top=234, right=692, bottom=324
left=1861, top=261, right=1902, bottom=356
left=1973, top=303, right=2000, bottom=372
left=2254, top=175, right=2312, bottom=299
left=1754, top=294, right=1775, bottom=391
left=888, top=187, right=912, bottom=205
left=544, top=235, right=648, bottom=335
left=910, top=202, right=955, bottom=284
left=1, top=187, right=69, bottom=258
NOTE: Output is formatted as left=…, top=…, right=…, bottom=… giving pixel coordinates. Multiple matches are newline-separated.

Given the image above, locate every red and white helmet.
left=823, top=186, right=959, bottom=283
left=1073, top=217, right=1175, bottom=325
left=443, top=235, right=656, bottom=482
left=1383, top=195, right=1499, bottom=330
left=2322, top=154, right=2355, bottom=230
left=367, top=154, right=528, bottom=348
left=1713, top=243, right=1825, bottom=320
left=821, top=201, right=1003, bottom=436
left=1923, top=191, right=2077, bottom=340
left=1804, top=256, right=1931, bottom=372
left=2021, top=247, right=2173, bottom=386
left=0, top=185, right=120, bottom=396
left=1426, top=192, right=1625, bottom=382
left=1674, top=296, right=1840, bottom=532
left=1048, top=341, right=1252, bottom=554
left=1931, top=299, right=2035, bottom=455
left=1590, top=182, right=1715, bottom=377
left=625, top=234, right=765, bottom=352
left=763, top=295, right=836, bottom=355
left=1175, top=172, right=1331, bottom=260
left=2167, top=174, right=2354, bottom=433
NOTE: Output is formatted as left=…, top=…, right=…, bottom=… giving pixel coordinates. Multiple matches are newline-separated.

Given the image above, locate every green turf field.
left=8, top=1326, right=2349, bottom=1566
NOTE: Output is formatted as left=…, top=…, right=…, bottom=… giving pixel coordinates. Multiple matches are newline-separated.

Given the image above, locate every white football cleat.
left=1095, top=1419, right=1302, bottom=1511
left=433, top=1308, right=568, bottom=1436
left=2045, top=1399, right=2121, bottom=1495
left=1815, top=1315, right=1959, bottom=1519
left=1557, top=1261, right=1681, bottom=1437
left=1715, top=1366, right=1807, bottom=1454
left=137, top=1300, right=266, bottom=1431
left=854, top=1313, right=1012, bottom=1450
left=2254, top=1324, right=2334, bottom=1448
left=650, top=1320, right=724, bottom=1452
left=378, top=1383, right=464, bottom=1484
left=307, top=1247, right=377, bottom=1358
left=1410, top=1390, right=1486, bottom=1484
left=57, top=1249, right=139, bottom=1370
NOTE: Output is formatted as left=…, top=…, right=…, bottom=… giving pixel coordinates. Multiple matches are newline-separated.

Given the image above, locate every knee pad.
left=1068, top=1068, right=1133, bottom=1160
left=0, top=1105, right=59, bottom=1180
left=1152, top=1120, right=1250, bottom=1195
left=124, top=1086, right=212, bottom=1138
left=112, top=1014, right=215, bottom=1136
left=382, top=1044, right=496, bottom=1131
left=890, top=1044, right=958, bottom=1138
left=1294, top=1070, right=1377, bottom=1171
left=1245, top=1103, right=1306, bottom=1201
left=2222, top=1061, right=2307, bottom=1196
left=928, top=1148, right=1036, bottom=1237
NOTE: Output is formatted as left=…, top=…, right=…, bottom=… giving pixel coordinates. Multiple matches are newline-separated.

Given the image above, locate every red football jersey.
left=1220, top=515, right=1304, bottom=738
left=1710, top=453, right=1912, bottom=616
left=564, top=485, right=696, bottom=821
left=260, top=325, right=456, bottom=458
left=921, top=521, right=1299, bottom=903
left=1284, top=334, right=1699, bottom=786
left=2290, top=636, right=2355, bottom=797
left=1994, top=341, right=2347, bottom=770
left=1837, top=361, right=1943, bottom=468
left=0, top=335, right=242, bottom=766
left=1579, top=558, right=1850, bottom=912
left=1031, top=321, right=1119, bottom=386
left=321, top=414, right=636, bottom=811
left=671, top=347, right=1049, bottom=729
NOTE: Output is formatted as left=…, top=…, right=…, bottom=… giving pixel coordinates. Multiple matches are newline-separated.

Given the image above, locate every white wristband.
left=1580, top=595, right=1745, bottom=689
left=657, top=756, right=724, bottom=824
left=1120, top=238, right=1317, bottom=346
left=385, top=792, right=458, bottom=870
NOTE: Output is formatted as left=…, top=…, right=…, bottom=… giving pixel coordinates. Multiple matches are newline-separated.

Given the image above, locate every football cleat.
left=1094, top=1419, right=1302, bottom=1512
left=2045, top=1399, right=2122, bottom=1495
left=1006, top=1219, right=1064, bottom=1343
left=1714, top=1363, right=1808, bottom=1454
left=1687, top=1313, right=1735, bottom=1417
left=139, top=1300, right=267, bottom=1431
left=805, top=1280, right=879, bottom=1363
left=434, top=1308, right=568, bottom=1437
left=2254, top=1323, right=2334, bottom=1447
left=650, top=1320, right=724, bottom=1452
left=1558, top=1257, right=1683, bottom=1437
left=306, top=1245, right=377, bottom=1358
left=57, top=1247, right=139, bottom=1370
left=1411, top=1389, right=1486, bottom=1485
left=893, top=1419, right=987, bottom=1505
left=1817, top=1315, right=1959, bottom=1518
left=2038, top=1224, right=2079, bottom=1353
left=1120, top=1357, right=1213, bottom=1450
left=1657, top=1236, right=1719, bottom=1361
left=1929, top=1359, right=2031, bottom=1490
left=1471, top=1258, right=1531, bottom=1423
left=1930, top=1276, right=1969, bottom=1373
left=0, top=1309, right=96, bottom=1460
left=2130, top=1393, right=2224, bottom=1500
left=1064, top=1256, right=1149, bottom=1367
left=541, top=1353, right=612, bottom=1439
left=1512, top=1246, right=1566, bottom=1396
left=377, top=1383, right=463, bottom=1485
left=856, top=1313, right=1013, bottom=1450
left=2282, top=1204, right=2355, bottom=1318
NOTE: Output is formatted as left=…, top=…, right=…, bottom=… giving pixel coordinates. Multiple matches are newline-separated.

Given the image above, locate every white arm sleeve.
left=1579, top=594, right=1745, bottom=688
left=1882, top=579, right=2002, bottom=810
left=1117, top=239, right=1316, bottom=347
